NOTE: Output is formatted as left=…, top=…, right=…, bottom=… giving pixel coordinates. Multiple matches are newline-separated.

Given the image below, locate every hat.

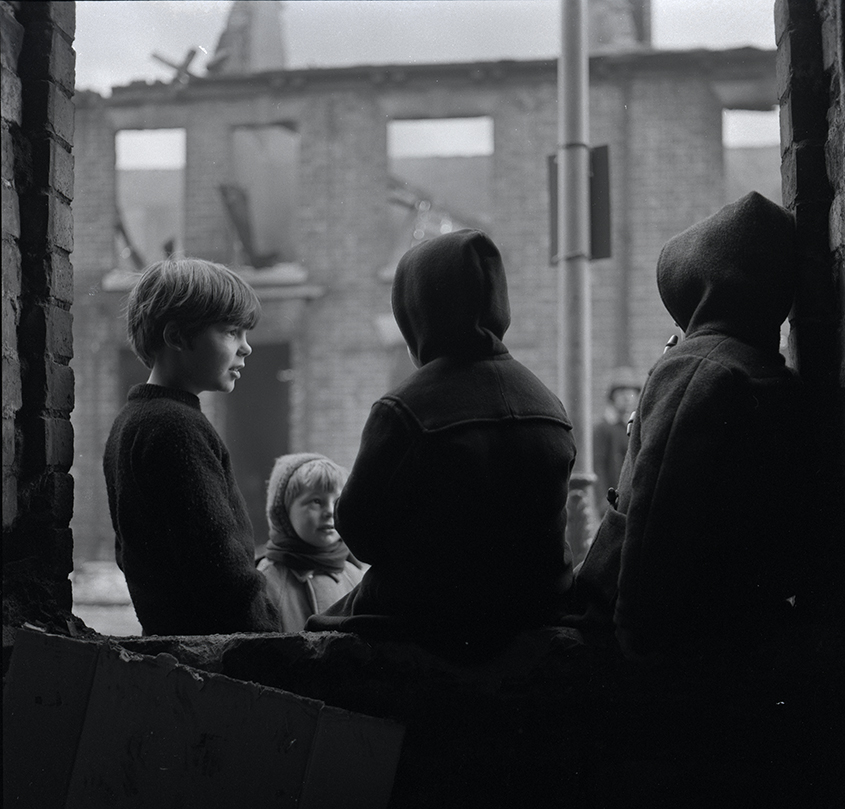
left=266, top=453, right=328, bottom=538
left=607, top=366, right=642, bottom=396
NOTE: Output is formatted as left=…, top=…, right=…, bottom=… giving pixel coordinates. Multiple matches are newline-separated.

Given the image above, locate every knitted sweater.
left=103, top=384, right=279, bottom=635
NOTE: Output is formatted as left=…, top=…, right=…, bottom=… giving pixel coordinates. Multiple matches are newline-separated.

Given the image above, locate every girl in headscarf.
left=259, top=453, right=365, bottom=632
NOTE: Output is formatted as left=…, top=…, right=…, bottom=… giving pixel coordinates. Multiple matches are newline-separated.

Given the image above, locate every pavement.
left=70, top=560, right=142, bottom=636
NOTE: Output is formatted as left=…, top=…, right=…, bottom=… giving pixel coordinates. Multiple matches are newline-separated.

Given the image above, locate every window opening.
left=228, top=125, right=300, bottom=267
left=721, top=108, right=787, bottom=353
left=723, top=108, right=780, bottom=202
left=387, top=117, right=493, bottom=262
left=115, top=129, right=186, bottom=270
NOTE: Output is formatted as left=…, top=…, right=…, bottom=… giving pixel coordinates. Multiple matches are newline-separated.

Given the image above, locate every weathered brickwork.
left=1, top=0, right=24, bottom=533
left=2, top=0, right=76, bottom=611
left=776, top=0, right=844, bottom=622
left=817, top=0, right=844, bottom=380
left=67, top=50, right=779, bottom=560
left=820, top=1, right=845, bottom=337
left=295, top=86, right=393, bottom=458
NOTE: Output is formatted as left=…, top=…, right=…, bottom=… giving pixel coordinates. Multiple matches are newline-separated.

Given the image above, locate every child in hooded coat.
left=306, top=229, right=577, bottom=659
left=259, top=453, right=365, bottom=633
left=572, top=191, right=807, bottom=661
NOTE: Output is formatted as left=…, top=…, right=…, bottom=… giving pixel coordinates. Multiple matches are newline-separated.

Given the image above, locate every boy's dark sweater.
left=103, top=384, right=279, bottom=635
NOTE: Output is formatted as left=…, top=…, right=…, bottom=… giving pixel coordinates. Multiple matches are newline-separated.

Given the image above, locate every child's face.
left=289, top=486, right=342, bottom=548
left=177, top=322, right=251, bottom=395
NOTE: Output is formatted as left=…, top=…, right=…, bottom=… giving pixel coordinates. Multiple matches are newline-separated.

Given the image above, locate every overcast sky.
left=75, top=0, right=780, bottom=155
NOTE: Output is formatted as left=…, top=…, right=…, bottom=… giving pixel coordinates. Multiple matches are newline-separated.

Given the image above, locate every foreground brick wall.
left=112, top=627, right=843, bottom=808
left=1, top=1, right=25, bottom=533
left=777, top=0, right=845, bottom=621
left=2, top=1, right=77, bottom=618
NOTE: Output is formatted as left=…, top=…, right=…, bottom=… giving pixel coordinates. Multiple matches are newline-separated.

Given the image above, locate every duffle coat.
left=306, top=229, right=576, bottom=656
left=573, top=192, right=807, bottom=656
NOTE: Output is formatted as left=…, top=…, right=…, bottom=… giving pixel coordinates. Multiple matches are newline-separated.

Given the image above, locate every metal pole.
left=557, top=0, right=596, bottom=557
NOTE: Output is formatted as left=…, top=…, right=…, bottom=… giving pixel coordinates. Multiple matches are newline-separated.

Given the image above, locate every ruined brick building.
left=3, top=1, right=844, bottom=806
left=68, top=0, right=785, bottom=559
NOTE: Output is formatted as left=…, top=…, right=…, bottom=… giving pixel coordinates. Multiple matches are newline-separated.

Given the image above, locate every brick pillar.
left=2, top=1, right=77, bottom=624
left=1, top=3, right=26, bottom=534
left=776, top=0, right=845, bottom=621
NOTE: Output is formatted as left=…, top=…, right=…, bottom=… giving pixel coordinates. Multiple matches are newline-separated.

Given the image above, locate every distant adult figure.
left=306, top=229, right=577, bottom=660
left=592, top=367, right=642, bottom=514
left=573, top=191, right=805, bottom=661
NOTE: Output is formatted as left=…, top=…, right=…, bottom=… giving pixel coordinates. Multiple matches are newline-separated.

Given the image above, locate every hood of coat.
left=656, top=191, right=797, bottom=352
left=391, top=229, right=511, bottom=366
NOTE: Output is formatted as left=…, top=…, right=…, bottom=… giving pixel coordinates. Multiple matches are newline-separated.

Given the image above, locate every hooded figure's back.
left=577, top=192, right=806, bottom=656
left=307, top=230, right=577, bottom=658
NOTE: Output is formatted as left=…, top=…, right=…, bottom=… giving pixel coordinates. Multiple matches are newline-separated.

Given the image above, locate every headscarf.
left=264, top=453, right=358, bottom=576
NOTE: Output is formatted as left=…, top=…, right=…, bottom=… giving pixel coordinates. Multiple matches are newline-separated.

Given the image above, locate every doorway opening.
left=225, top=343, right=292, bottom=552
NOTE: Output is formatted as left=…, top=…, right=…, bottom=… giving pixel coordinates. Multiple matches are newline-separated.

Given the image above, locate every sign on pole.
left=548, top=145, right=611, bottom=264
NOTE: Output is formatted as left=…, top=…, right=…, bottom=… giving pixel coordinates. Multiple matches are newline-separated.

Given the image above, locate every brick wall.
left=1, top=0, right=25, bottom=533
left=778, top=0, right=842, bottom=383
left=776, top=0, right=845, bottom=621
left=2, top=0, right=77, bottom=617
left=296, top=86, right=392, bottom=463
left=820, top=1, right=845, bottom=364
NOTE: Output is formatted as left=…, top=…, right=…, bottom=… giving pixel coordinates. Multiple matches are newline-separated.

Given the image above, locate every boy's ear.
left=162, top=321, right=186, bottom=350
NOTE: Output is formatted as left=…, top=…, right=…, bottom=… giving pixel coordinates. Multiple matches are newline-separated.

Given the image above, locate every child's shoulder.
left=122, top=384, right=202, bottom=415
left=122, top=386, right=196, bottom=418
left=115, top=386, right=217, bottom=446
left=660, top=334, right=789, bottom=382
